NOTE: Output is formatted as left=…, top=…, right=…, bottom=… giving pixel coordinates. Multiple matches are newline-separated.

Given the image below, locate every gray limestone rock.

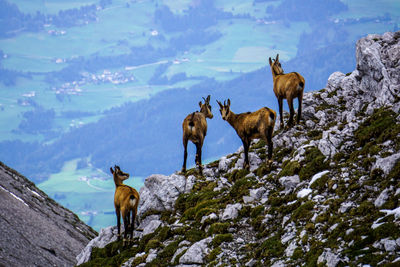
left=179, top=237, right=212, bottom=264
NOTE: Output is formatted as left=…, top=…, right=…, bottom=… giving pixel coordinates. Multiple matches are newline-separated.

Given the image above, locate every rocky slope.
left=77, top=31, right=400, bottom=267
left=0, top=162, right=97, bottom=266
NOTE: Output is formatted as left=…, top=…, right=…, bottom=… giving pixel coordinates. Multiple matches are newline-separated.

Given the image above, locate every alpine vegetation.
left=77, top=31, right=400, bottom=267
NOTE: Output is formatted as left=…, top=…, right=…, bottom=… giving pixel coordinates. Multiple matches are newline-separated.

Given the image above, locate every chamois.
left=182, top=95, right=213, bottom=174
left=269, top=54, right=305, bottom=128
left=217, top=99, right=276, bottom=169
left=110, top=165, right=140, bottom=245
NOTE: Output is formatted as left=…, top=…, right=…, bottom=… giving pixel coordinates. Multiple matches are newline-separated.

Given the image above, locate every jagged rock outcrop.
left=78, top=31, right=400, bottom=267
left=0, top=162, right=97, bottom=267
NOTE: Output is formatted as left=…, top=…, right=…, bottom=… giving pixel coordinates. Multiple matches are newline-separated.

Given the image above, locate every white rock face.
left=221, top=203, right=242, bottom=221
left=76, top=226, right=118, bottom=265
left=317, top=249, right=341, bottom=267
left=372, top=152, right=400, bottom=176
left=374, top=188, right=390, bottom=208
left=142, top=219, right=163, bottom=236
left=179, top=237, right=212, bottom=264
left=279, top=175, right=300, bottom=192
left=138, top=174, right=195, bottom=219
left=218, top=156, right=232, bottom=172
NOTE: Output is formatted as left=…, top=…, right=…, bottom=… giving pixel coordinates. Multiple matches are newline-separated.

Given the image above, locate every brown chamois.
left=110, top=165, right=140, bottom=245
left=269, top=54, right=305, bottom=128
left=217, top=99, right=276, bottom=169
left=182, top=95, right=213, bottom=174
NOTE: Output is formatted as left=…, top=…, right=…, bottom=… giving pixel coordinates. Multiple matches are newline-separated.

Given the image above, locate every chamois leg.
left=182, top=138, right=188, bottom=173
left=122, top=211, right=129, bottom=246
left=195, top=142, right=203, bottom=174
left=278, top=97, right=284, bottom=128
left=242, top=138, right=250, bottom=169
left=130, top=209, right=137, bottom=244
left=287, top=97, right=295, bottom=127
left=115, top=206, right=121, bottom=240
left=266, top=126, right=274, bottom=164
left=126, top=212, right=131, bottom=241
left=297, top=93, right=303, bottom=124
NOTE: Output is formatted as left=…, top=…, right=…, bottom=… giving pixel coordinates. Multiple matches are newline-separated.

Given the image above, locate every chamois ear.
left=276, top=54, right=279, bottom=62
left=206, top=95, right=211, bottom=103
left=110, top=167, right=114, bottom=174
left=227, top=99, right=231, bottom=107
left=216, top=100, right=223, bottom=109
left=269, top=57, right=272, bottom=66
left=199, top=101, right=202, bottom=108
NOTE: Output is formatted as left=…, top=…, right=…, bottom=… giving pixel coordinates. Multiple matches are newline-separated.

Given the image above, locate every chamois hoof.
left=117, top=234, right=121, bottom=241
left=122, top=238, right=128, bottom=246
left=181, top=168, right=186, bottom=174
left=243, top=163, right=250, bottom=170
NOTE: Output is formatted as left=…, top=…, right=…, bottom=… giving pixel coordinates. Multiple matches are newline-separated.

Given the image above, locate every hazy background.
left=0, top=0, right=399, bottom=230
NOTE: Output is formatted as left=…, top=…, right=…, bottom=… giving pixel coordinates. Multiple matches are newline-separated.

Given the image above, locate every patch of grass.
left=208, top=222, right=230, bottom=235
left=307, top=129, right=322, bottom=139
left=212, top=233, right=233, bottom=247
left=352, top=108, right=400, bottom=161
left=274, top=147, right=293, bottom=163
left=292, top=201, right=315, bottom=222
left=278, top=160, right=300, bottom=178
left=299, top=147, right=329, bottom=181
left=225, top=169, right=249, bottom=183
left=185, top=228, right=206, bottom=243
left=250, top=205, right=265, bottom=218
left=206, top=247, right=222, bottom=262
left=226, top=175, right=256, bottom=202
left=255, top=235, right=284, bottom=260
left=309, top=173, right=329, bottom=192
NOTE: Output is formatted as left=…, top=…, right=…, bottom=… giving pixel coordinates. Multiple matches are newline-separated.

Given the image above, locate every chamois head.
left=269, top=54, right=283, bottom=76
left=216, top=99, right=231, bottom=121
left=110, top=165, right=129, bottom=183
left=199, top=95, right=213, bottom=119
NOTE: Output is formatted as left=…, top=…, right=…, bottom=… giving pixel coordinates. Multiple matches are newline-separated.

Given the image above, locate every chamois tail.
left=129, top=195, right=137, bottom=207
left=188, top=112, right=196, bottom=132
left=294, top=72, right=304, bottom=89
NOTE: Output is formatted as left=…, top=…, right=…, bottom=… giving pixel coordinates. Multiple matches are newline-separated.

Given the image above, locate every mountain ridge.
left=76, top=31, right=400, bottom=266
left=0, top=161, right=97, bottom=266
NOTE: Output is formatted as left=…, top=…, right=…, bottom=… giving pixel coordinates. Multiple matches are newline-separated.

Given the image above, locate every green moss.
left=185, top=228, right=206, bottom=243
left=307, top=129, right=322, bottom=139
left=181, top=199, right=220, bottom=222
left=252, top=139, right=267, bottom=150
left=255, top=163, right=269, bottom=177
left=292, top=247, right=303, bottom=260
left=251, top=215, right=265, bottom=232
left=212, top=233, right=233, bottom=247
left=299, top=147, right=329, bottom=181
left=206, top=247, right=222, bottom=262
left=161, top=240, right=180, bottom=257
left=225, top=169, right=249, bottom=183
left=315, top=102, right=335, bottom=112
left=251, top=205, right=265, bottom=218
left=309, top=173, right=329, bottom=191
left=274, top=147, right=293, bottom=163
left=255, top=235, right=284, bottom=259
left=208, top=160, right=220, bottom=168
left=175, top=188, right=220, bottom=215
left=278, top=160, right=300, bottom=178
left=208, top=222, right=230, bottom=235
left=226, top=175, right=256, bottom=202
left=145, top=239, right=162, bottom=253
left=292, top=201, right=314, bottom=221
